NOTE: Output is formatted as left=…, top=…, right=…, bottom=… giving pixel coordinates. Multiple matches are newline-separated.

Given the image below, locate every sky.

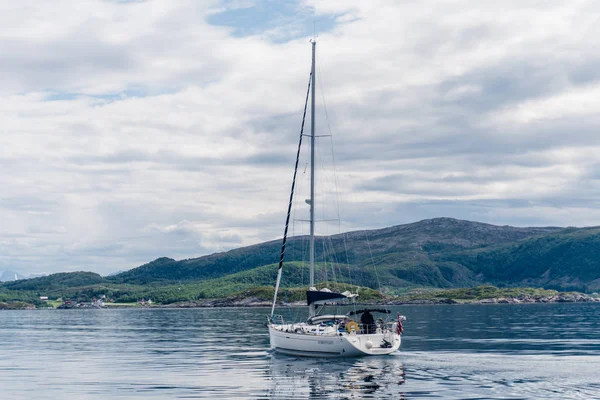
left=2, top=0, right=600, bottom=275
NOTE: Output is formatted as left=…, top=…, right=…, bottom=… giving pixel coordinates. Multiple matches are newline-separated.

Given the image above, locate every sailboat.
left=267, top=40, right=405, bottom=357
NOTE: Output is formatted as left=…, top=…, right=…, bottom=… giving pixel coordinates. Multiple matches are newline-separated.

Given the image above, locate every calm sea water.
left=1, top=303, right=599, bottom=399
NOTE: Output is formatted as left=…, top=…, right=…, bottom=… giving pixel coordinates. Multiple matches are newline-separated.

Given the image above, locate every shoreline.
left=3, top=292, right=599, bottom=311
left=3, top=299, right=599, bottom=310
left=151, top=292, right=600, bottom=308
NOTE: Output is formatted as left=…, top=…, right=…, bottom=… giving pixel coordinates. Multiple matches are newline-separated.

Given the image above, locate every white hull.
left=268, top=324, right=401, bottom=357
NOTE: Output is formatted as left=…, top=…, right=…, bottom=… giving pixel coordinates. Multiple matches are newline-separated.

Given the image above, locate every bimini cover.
left=306, top=288, right=359, bottom=305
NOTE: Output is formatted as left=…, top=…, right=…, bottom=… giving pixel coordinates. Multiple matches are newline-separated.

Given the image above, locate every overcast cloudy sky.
left=2, top=0, right=600, bottom=275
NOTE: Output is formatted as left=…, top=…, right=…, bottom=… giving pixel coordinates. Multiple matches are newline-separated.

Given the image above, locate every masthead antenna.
left=310, top=20, right=318, bottom=42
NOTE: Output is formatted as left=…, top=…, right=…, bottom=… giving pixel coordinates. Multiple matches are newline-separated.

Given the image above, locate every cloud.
left=1, top=0, right=600, bottom=274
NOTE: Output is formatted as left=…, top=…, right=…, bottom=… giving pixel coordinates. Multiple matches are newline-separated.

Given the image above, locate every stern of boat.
left=343, top=331, right=401, bottom=356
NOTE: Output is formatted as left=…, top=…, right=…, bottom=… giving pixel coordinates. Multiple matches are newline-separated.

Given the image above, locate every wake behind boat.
left=267, top=39, right=406, bottom=357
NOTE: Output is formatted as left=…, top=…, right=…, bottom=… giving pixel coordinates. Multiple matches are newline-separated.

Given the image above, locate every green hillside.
left=107, top=218, right=564, bottom=288
left=105, top=218, right=599, bottom=293
left=441, top=227, right=600, bottom=292
left=0, top=263, right=382, bottom=305
left=1, top=271, right=105, bottom=291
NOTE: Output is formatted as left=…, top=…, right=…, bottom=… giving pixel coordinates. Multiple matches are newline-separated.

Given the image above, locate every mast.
left=309, top=39, right=316, bottom=317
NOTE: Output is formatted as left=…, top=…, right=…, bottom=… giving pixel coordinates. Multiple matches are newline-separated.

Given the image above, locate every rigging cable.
left=318, top=57, right=354, bottom=295
left=363, top=229, right=389, bottom=313
left=270, top=71, right=312, bottom=319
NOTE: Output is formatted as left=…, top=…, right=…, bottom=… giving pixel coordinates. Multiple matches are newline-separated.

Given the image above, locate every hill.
left=440, top=226, right=600, bottom=291
left=107, top=217, right=600, bottom=292
left=108, top=218, right=564, bottom=288
left=1, top=272, right=105, bottom=291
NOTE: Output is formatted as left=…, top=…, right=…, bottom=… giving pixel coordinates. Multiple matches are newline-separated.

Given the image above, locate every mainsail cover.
left=306, top=289, right=358, bottom=305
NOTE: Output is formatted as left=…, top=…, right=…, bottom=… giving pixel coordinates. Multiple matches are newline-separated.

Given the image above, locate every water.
left=1, top=303, right=599, bottom=399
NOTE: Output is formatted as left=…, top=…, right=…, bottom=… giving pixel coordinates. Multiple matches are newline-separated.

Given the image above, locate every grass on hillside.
left=103, top=302, right=140, bottom=307
left=46, top=300, right=62, bottom=308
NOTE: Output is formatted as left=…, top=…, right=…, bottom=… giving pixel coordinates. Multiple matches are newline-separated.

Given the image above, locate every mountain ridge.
left=107, top=217, right=596, bottom=291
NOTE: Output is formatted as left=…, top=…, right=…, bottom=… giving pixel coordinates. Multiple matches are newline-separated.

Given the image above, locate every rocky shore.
left=0, top=301, right=37, bottom=310
left=154, top=292, right=600, bottom=308
left=390, top=292, right=600, bottom=305
left=156, top=296, right=275, bottom=308
left=5, top=288, right=600, bottom=309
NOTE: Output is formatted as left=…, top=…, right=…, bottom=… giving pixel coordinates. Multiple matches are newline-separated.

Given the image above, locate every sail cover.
left=347, top=308, right=390, bottom=316
left=306, top=289, right=358, bottom=305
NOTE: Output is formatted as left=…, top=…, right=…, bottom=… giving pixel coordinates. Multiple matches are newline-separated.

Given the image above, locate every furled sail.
left=306, top=288, right=358, bottom=305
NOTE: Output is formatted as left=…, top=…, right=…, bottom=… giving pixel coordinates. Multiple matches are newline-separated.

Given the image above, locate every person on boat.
left=338, top=316, right=349, bottom=332
left=360, top=310, right=375, bottom=334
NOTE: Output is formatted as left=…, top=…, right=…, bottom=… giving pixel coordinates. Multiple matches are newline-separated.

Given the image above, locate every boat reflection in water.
left=264, top=353, right=406, bottom=399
